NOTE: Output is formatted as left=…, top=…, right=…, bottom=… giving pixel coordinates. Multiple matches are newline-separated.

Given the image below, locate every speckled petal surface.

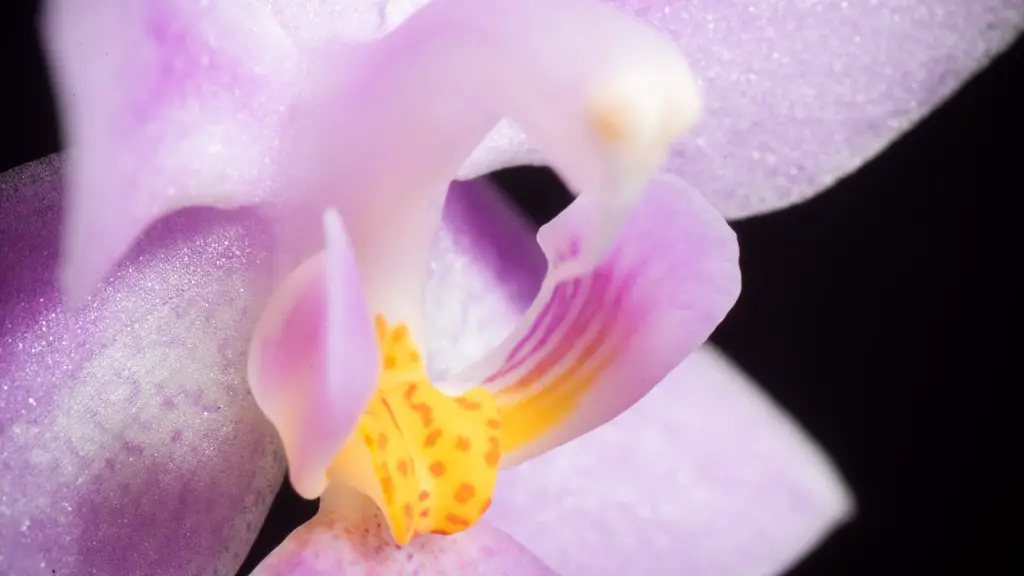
left=0, top=156, right=284, bottom=575
left=43, top=0, right=299, bottom=302
left=488, top=346, right=854, bottom=576
left=447, top=0, right=1024, bottom=219
left=252, top=503, right=557, bottom=576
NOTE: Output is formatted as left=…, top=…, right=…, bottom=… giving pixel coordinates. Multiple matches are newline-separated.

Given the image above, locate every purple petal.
left=426, top=182, right=850, bottom=575
left=252, top=506, right=557, bottom=575
left=277, top=0, right=701, bottom=328
left=452, top=0, right=1023, bottom=218
left=248, top=210, right=379, bottom=500
left=447, top=175, right=740, bottom=466
left=488, top=346, right=854, bottom=576
left=43, top=0, right=299, bottom=302
left=0, top=156, right=283, bottom=575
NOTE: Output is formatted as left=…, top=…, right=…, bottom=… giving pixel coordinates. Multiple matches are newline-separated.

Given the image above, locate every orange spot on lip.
left=454, top=484, right=475, bottom=504
left=342, top=314, right=504, bottom=547
left=484, top=437, right=500, bottom=468
left=403, top=384, right=418, bottom=400
left=429, top=461, right=448, bottom=478
left=445, top=513, right=470, bottom=528
left=480, top=498, right=492, bottom=514
left=412, top=404, right=434, bottom=428
left=381, top=476, right=395, bottom=499
left=424, top=429, right=443, bottom=448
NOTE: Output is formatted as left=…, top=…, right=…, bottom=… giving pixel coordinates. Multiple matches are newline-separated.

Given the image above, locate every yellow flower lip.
left=329, top=316, right=502, bottom=546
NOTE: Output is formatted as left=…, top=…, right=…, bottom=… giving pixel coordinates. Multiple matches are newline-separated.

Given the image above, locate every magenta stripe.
left=544, top=264, right=640, bottom=388
left=517, top=279, right=581, bottom=364
left=576, top=266, right=638, bottom=373
left=485, top=279, right=583, bottom=384
left=497, top=277, right=583, bottom=372
left=488, top=267, right=614, bottom=389
left=502, top=280, right=575, bottom=367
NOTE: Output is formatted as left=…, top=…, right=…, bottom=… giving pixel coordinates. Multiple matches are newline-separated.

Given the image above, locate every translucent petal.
left=248, top=210, right=379, bottom=499
left=449, top=0, right=1023, bottom=219
left=489, top=346, right=854, bottom=576
left=43, top=0, right=299, bottom=302
left=252, top=504, right=557, bottom=575
left=447, top=175, right=740, bottom=465
left=278, top=0, right=700, bottom=333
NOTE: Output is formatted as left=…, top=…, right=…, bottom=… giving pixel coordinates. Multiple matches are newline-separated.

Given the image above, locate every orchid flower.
left=1, top=1, right=1019, bottom=575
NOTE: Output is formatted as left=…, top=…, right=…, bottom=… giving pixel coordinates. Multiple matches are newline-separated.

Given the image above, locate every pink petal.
left=449, top=175, right=740, bottom=465
left=277, top=0, right=700, bottom=327
left=0, top=156, right=283, bottom=575
left=427, top=180, right=850, bottom=573
left=488, top=345, right=854, bottom=576
left=451, top=0, right=1023, bottom=218
left=252, top=508, right=557, bottom=575
left=248, top=210, right=379, bottom=500
left=43, top=0, right=298, bottom=302
left=267, top=1, right=388, bottom=45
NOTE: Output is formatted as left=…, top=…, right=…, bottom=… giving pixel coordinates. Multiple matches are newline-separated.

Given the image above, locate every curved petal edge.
left=453, top=174, right=740, bottom=465
left=1, top=155, right=284, bottom=576
left=252, top=501, right=558, bottom=576
left=248, top=210, right=380, bottom=500
left=488, top=345, right=854, bottom=576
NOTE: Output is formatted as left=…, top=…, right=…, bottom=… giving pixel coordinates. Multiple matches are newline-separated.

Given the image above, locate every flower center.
left=329, top=316, right=503, bottom=545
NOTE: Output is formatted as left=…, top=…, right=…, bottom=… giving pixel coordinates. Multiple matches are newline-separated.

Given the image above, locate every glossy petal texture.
left=248, top=210, right=379, bottom=500
left=0, top=156, right=283, bottom=575
left=252, top=500, right=556, bottom=575
left=489, top=346, right=854, bottom=576
left=422, top=0, right=1023, bottom=217
left=280, top=0, right=700, bottom=332
left=43, top=0, right=299, bottom=303
left=449, top=175, right=739, bottom=465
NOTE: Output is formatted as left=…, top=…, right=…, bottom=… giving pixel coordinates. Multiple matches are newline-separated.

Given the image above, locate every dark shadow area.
left=712, top=37, right=1017, bottom=575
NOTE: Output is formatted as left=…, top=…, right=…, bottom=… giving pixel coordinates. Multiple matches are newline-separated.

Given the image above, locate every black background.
left=2, top=2, right=1015, bottom=574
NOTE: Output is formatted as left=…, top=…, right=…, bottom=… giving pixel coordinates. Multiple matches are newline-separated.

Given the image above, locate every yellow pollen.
left=333, top=315, right=503, bottom=545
